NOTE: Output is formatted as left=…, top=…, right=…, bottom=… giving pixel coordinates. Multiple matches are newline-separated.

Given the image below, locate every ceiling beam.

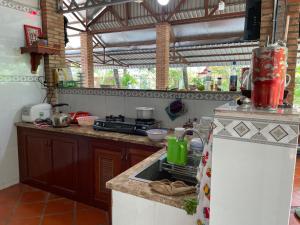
left=141, top=1, right=161, bottom=23
left=67, top=26, right=85, bottom=32
left=90, top=12, right=245, bottom=34
left=87, top=6, right=109, bottom=28
left=63, top=1, right=87, bottom=29
left=59, top=0, right=139, bottom=14
left=109, top=6, right=126, bottom=27
left=166, top=0, right=187, bottom=21
left=204, top=0, right=209, bottom=16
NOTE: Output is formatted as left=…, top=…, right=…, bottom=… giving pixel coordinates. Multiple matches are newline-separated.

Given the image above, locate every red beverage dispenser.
left=251, top=46, right=287, bottom=110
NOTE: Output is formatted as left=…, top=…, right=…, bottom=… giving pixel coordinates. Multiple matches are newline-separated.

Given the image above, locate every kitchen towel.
left=196, top=129, right=213, bottom=225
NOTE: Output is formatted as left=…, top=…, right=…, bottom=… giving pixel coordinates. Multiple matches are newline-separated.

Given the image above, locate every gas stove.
left=93, top=115, right=160, bottom=136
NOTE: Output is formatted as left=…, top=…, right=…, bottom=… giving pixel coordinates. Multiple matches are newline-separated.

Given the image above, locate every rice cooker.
left=21, top=103, right=52, bottom=123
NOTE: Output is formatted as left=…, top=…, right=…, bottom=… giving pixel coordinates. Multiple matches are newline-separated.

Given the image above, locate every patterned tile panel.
left=0, top=75, right=42, bottom=82
left=57, top=88, right=241, bottom=101
left=0, top=0, right=40, bottom=15
left=213, top=117, right=299, bottom=147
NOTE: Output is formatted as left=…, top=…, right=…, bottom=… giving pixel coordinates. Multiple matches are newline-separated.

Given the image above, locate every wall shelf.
left=20, top=45, right=60, bottom=74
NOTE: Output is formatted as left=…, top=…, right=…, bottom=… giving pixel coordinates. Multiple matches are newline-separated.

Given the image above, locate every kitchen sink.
left=129, top=154, right=199, bottom=186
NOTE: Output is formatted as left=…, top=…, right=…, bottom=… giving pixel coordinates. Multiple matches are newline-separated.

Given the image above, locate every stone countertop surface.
left=215, top=102, right=300, bottom=123
left=106, top=149, right=197, bottom=209
left=15, top=122, right=165, bottom=148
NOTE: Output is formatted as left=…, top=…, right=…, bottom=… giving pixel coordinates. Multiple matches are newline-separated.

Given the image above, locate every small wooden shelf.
left=21, top=45, right=61, bottom=74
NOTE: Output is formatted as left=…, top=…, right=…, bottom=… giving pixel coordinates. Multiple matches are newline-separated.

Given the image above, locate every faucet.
left=179, top=128, right=204, bottom=150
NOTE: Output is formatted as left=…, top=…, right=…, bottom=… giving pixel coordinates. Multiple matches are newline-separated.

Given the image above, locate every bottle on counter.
left=229, top=61, right=238, bottom=92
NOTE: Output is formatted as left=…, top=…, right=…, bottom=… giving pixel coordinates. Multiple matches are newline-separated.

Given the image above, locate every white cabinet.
left=112, top=191, right=196, bottom=225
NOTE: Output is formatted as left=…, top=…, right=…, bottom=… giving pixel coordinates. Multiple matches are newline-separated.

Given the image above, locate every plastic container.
left=167, top=137, right=188, bottom=166
left=77, top=116, right=98, bottom=126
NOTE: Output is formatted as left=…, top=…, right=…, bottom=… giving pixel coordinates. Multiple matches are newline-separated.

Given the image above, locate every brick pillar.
left=286, top=2, right=300, bottom=103
left=156, top=23, right=170, bottom=90
left=80, top=32, right=94, bottom=88
left=40, top=0, right=66, bottom=104
left=260, top=0, right=300, bottom=104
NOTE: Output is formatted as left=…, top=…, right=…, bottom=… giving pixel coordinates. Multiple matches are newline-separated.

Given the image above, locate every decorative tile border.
left=0, top=75, right=43, bottom=83
left=0, top=0, right=40, bottom=15
left=57, top=88, right=241, bottom=101
left=213, top=117, right=299, bottom=147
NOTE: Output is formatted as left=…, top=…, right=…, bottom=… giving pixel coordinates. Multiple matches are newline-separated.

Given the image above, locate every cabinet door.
left=51, top=137, right=78, bottom=197
left=126, top=144, right=159, bottom=168
left=23, top=133, right=52, bottom=186
left=94, top=145, right=123, bottom=206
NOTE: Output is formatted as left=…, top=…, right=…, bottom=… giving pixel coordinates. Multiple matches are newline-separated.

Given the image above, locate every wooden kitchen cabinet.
left=126, top=144, right=158, bottom=168
left=51, top=137, right=79, bottom=198
left=94, top=148, right=123, bottom=206
left=20, top=132, right=52, bottom=186
left=17, top=126, right=160, bottom=214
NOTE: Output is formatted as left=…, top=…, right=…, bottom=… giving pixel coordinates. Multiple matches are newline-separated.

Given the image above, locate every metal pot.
left=136, top=107, right=154, bottom=120
left=51, top=103, right=71, bottom=128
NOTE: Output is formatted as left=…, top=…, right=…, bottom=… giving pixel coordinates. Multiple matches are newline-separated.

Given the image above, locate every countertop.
left=15, top=122, right=165, bottom=148
left=215, top=102, right=300, bottom=123
left=106, top=149, right=197, bottom=209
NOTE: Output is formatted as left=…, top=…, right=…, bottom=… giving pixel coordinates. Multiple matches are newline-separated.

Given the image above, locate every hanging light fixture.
left=218, top=0, right=225, bottom=11
left=157, top=0, right=170, bottom=6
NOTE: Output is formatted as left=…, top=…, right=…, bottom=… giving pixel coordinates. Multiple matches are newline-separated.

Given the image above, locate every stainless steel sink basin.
left=129, top=154, right=199, bottom=186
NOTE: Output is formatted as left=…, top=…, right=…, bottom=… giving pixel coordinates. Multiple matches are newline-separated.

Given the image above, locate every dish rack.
left=160, top=155, right=200, bottom=185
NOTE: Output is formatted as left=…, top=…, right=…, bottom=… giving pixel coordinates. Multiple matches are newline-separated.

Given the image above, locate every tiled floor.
left=0, top=184, right=109, bottom=225
left=1, top=158, right=300, bottom=225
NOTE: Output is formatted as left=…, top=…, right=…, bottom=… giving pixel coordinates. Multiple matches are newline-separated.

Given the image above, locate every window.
left=293, top=65, right=300, bottom=106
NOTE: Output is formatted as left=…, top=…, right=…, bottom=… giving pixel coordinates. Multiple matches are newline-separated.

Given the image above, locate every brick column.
left=286, top=2, right=300, bottom=103
left=260, top=0, right=300, bottom=104
left=156, top=23, right=171, bottom=90
left=40, top=0, right=66, bottom=104
left=80, top=32, right=94, bottom=88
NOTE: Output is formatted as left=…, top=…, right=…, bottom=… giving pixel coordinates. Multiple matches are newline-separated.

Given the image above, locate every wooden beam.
left=167, top=0, right=187, bottom=21
left=67, top=26, right=85, bottom=32
left=125, top=3, right=130, bottom=26
left=209, top=5, right=219, bottom=16
left=141, top=1, right=161, bottom=22
left=205, top=0, right=209, bottom=16
left=59, top=0, right=138, bottom=14
left=63, top=1, right=86, bottom=29
left=90, top=12, right=245, bottom=34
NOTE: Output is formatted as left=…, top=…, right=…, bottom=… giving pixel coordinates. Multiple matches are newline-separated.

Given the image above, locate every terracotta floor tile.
left=0, top=193, right=19, bottom=207
left=42, top=213, right=73, bottom=225
left=13, top=202, right=44, bottom=219
left=8, top=217, right=41, bottom=225
left=77, top=208, right=108, bottom=225
left=48, top=193, right=63, bottom=201
left=20, top=191, right=47, bottom=203
left=0, top=205, right=13, bottom=224
left=45, top=198, right=75, bottom=215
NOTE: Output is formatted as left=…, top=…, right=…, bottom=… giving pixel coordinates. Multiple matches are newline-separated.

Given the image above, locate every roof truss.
left=58, top=0, right=140, bottom=14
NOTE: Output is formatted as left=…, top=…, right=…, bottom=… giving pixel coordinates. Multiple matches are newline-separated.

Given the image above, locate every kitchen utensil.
left=52, top=103, right=71, bottom=128
left=136, top=107, right=154, bottom=120
left=146, top=129, right=168, bottom=142
left=77, top=116, right=99, bottom=126
left=22, top=103, right=52, bottom=123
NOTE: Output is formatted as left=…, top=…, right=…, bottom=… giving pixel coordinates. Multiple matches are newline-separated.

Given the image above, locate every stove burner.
left=106, top=115, right=125, bottom=122
left=135, top=118, right=156, bottom=125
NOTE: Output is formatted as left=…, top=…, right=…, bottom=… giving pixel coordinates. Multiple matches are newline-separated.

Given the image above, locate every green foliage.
left=121, top=72, right=137, bottom=88
left=293, top=65, right=300, bottom=106
left=168, top=68, right=183, bottom=89
left=183, top=198, right=198, bottom=215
